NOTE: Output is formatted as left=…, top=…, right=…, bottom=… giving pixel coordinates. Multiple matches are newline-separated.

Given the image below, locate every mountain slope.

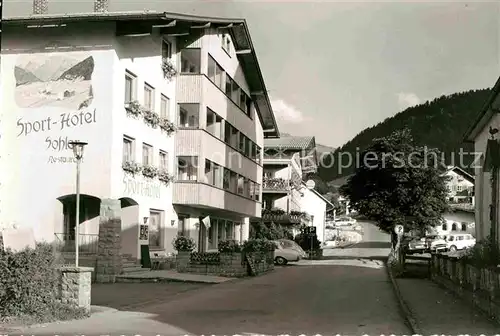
left=58, top=56, right=94, bottom=81
left=14, top=66, right=41, bottom=86
left=319, top=88, right=492, bottom=181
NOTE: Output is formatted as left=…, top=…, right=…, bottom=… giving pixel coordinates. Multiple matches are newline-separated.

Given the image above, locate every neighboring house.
left=264, top=135, right=319, bottom=175
left=442, top=166, right=475, bottom=205
left=463, top=75, right=500, bottom=242
left=298, top=184, right=334, bottom=243
left=0, top=5, right=279, bottom=257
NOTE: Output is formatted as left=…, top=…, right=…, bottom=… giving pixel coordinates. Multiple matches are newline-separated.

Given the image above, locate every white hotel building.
left=0, top=7, right=279, bottom=259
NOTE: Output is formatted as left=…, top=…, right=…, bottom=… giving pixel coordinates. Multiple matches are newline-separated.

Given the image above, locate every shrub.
left=294, top=231, right=321, bottom=251
left=172, top=235, right=195, bottom=252
left=218, top=240, right=242, bottom=253
left=0, top=242, right=88, bottom=323
left=461, top=235, right=499, bottom=268
left=242, top=239, right=275, bottom=253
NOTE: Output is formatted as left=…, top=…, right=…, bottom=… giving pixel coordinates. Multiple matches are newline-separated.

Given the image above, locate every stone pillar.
left=59, top=266, right=93, bottom=314
left=95, top=199, right=122, bottom=283
left=241, top=217, right=250, bottom=242
left=33, top=0, right=48, bottom=14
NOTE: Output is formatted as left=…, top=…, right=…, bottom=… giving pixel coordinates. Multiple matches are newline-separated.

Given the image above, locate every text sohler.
left=17, top=108, right=97, bottom=137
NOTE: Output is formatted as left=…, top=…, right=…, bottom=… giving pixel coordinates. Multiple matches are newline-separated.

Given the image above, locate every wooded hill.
left=318, top=88, right=492, bottom=182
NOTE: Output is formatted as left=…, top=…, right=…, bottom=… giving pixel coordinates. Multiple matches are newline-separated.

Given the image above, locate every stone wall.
left=176, top=251, right=274, bottom=277
left=430, top=253, right=500, bottom=320
left=95, top=199, right=122, bottom=283
left=61, top=253, right=98, bottom=282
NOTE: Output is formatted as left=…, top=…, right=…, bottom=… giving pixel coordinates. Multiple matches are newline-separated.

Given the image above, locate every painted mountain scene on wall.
left=14, top=52, right=94, bottom=110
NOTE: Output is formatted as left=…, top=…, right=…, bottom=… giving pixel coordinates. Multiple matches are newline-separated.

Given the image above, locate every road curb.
left=385, top=261, right=423, bottom=335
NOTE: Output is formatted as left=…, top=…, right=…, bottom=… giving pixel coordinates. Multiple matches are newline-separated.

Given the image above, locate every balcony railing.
left=54, top=233, right=99, bottom=254
left=261, top=208, right=311, bottom=224
left=262, top=177, right=290, bottom=192
left=449, top=203, right=474, bottom=213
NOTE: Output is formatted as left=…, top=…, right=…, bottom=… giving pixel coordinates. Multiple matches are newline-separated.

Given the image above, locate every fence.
left=54, top=233, right=99, bottom=254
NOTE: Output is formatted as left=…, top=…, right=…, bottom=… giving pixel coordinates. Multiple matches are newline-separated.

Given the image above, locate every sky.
left=5, top=0, right=500, bottom=147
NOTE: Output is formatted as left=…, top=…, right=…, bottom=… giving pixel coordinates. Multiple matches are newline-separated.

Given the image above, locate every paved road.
left=323, top=220, right=392, bottom=259
left=13, top=221, right=409, bottom=335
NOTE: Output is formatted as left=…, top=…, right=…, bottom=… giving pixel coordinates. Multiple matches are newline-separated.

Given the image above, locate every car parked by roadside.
left=273, top=240, right=303, bottom=265
left=406, top=237, right=427, bottom=254
left=426, top=234, right=448, bottom=253
left=442, top=233, right=476, bottom=252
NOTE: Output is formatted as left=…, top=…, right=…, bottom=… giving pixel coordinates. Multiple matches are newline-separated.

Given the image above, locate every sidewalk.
left=396, top=276, right=499, bottom=334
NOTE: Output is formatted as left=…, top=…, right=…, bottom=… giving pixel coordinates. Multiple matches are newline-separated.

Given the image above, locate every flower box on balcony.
left=142, top=165, right=158, bottom=179
left=161, top=57, right=178, bottom=81
left=122, top=161, right=142, bottom=175
left=124, top=100, right=142, bottom=118
left=158, top=170, right=174, bottom=186
left=143, top=109, right=160, bottom=128
left=159, top=117, right=177, bottom=135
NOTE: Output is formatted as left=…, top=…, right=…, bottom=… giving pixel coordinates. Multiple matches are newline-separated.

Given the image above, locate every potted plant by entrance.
left=173, top=235, right=195, bottom=272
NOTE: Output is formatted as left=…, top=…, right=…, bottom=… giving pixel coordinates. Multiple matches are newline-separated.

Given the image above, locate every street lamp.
left=68, top=140, right=88, bottom=268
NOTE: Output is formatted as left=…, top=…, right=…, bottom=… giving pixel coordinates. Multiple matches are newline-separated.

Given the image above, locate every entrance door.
left=149, top=210, right=162, bottom=249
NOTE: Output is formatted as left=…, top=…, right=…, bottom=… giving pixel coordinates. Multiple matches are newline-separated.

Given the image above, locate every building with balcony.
left=463, top=75, right=500, bottom=242
left=442, top=166, right=475, bottom=205
left=0, top=7, right=278, bottom=258
left=171, top=14, right=279, bottom=252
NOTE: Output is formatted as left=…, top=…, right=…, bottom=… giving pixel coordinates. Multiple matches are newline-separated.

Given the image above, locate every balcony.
left=262, top=177, right=290, bottom=193
left=173, top=181, right=260, bottom=218
left=260, top=208, right=311, bottom=225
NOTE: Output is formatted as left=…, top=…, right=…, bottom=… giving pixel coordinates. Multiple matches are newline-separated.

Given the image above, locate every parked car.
left=278, top=239, right=307, bottom=258
left=334, top=216, right=356, bottom=226
left=442, top=233, right=476, bottom=252
left=406, top=237, right=427, bottom=254
left=273, top=240, right=303, bottom=265
left=426, top=235, right=448, bottom=252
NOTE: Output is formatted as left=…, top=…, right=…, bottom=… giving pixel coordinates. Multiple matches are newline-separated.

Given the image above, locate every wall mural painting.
left=13, top=51, right=97, bottom=164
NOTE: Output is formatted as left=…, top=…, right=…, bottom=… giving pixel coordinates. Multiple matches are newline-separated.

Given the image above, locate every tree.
left=339, top=128, right=450, bottom=245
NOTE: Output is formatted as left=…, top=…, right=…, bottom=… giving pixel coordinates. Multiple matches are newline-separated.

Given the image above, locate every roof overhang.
left=463, top=76, right=500, bottom=143
left=442, top=166, right=475, bottom=183
left=3, top=10, right=280, bottom=137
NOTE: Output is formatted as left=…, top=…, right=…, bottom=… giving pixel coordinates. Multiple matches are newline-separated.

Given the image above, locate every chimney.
left=94, top=0, right=109, bottom=12
left=33, top=0, right=48, bottom=14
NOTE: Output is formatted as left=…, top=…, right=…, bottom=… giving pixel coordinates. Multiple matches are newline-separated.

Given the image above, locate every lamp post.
left=68, top=140, right=87, bottom=267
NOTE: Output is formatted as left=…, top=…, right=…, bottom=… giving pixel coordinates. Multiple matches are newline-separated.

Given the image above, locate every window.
left=222, top=35, right=231, bottom=54
left=457, top=235, right=464, bottom=241
left=239, top=133, right=246, bottom=152
left=224, top=122, right=231, bottom=144
left=457, top=185, right=463, bottom=192
left=442, top=223, right=447, bottom=231
left=225, top=76, right=233, bottom=97
left=231, top=125, right=239, bottom=148
left=160, top=94, right=170, bottom=119
left=231, top=81, right=240, bottom=105
left=237, top=176, right=244, bottom=195
left=254, top=183, right=261, bottom=201
left=213, top=164, right=222, bottom=188
left=205, top=160, right=223, bottom=188
left=142, top=143, right=152, bottom=166
left=245, top=137, right=252, bottom=157
left=206, top=108, right=223, bottom=139
left=204, top=160, right=214, bottom=185
left=177, top=156, right=198, bottom=181
left=240, top=90, right=250, bottom=113
left=461, top=223, right=467, bottom=231
left=256, top=146, right=261, bottom=164
left=225, top=221, right=234, bottom=239
left=229, top=171, right=237, bottom=193
left=217, top=220, right=225, bottom=245
left=124, top=71, right=136, bottom=103
left=251, top=143, right=257, bottom=162
left=243, top=178, right=250, bottom=198
left=144, top=83, right=155, bottom=110
left=178, top=103, right=199, bottom=128
left=451, top=223, right=457, bottom=231
left=223, top=168, right=230, bottom=190
left=249, top=181, right=255, bottom=200
left=180, top=48, right=201, bottom=74
left=149, top=210, right=162, bottom=248
left=448, top=236, right=455, bottom=242
left=207, top=55, right=224, bottom=88
left=159, top=151, right=168, bottom=171
left=122, top=136, right=134, bottom=162
left=162, top=39, right=172, bottom=59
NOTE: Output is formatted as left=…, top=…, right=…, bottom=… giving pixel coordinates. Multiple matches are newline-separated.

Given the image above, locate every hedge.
left=0, top=242, right=88, bottom=324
